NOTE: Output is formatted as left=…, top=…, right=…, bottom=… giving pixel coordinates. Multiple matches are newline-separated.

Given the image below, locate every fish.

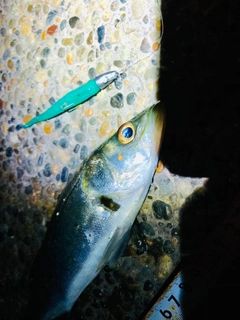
left=24, top=102, right=165, bottom=320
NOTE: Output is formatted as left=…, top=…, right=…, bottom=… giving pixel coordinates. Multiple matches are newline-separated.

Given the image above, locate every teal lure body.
left=25, top=102, right=165, bottom=320
left=23, top=71, right=119, bottom=128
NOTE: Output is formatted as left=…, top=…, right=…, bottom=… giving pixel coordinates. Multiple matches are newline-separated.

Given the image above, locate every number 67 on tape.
left=143, top=272, right=192, bottom=320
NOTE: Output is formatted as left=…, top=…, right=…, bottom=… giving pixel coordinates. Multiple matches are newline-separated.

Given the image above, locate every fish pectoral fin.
left=97, top=227, right=131, bottom=271
left=99, top=196, right=120, bottom=212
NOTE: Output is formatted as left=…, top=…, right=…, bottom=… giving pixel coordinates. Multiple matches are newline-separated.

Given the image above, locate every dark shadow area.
left=159, top=0, right=240, bottom=318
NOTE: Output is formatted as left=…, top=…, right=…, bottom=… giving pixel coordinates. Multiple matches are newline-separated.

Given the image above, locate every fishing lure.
left=23, top=71, right=119, bottom=129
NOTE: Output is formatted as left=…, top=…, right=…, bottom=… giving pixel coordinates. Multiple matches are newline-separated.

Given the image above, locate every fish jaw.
left=27, top=102, right=165, bottom=319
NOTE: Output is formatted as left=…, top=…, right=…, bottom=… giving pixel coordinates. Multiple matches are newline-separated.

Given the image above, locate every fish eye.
left=117, top=122, right=135, bottom=144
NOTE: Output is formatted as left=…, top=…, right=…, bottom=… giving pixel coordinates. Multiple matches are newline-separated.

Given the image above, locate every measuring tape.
left=142, top=209, right=240, bottom=319
left=144, top=270, right=184, bottom=320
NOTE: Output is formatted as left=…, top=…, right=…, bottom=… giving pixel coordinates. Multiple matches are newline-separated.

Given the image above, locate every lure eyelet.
left=117, top=122, right=135, bottom=144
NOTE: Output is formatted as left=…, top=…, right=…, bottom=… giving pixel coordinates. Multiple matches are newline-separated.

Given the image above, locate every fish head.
left=84, top=102, right=165, bottom=196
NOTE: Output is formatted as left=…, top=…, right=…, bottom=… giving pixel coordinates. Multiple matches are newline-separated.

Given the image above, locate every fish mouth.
left=147, top=101, right=166, bottom=155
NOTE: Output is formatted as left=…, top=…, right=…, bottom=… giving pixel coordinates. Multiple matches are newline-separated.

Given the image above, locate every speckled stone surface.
left=3, top=0, right=239, bottom=319
left=0, top=0, right=162, bottom=217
